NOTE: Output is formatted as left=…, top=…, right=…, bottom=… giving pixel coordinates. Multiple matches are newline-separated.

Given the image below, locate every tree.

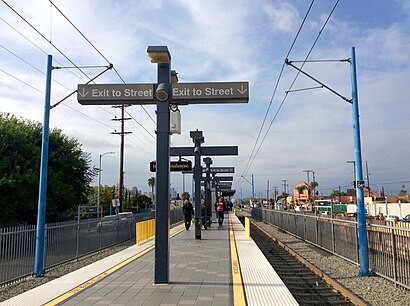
left=181, top=192, right=190, bottom=201
left=296, top=186, right=307, bottom=205
left=0, top=113, right=93, bottom=226
left=147, top=177, right=155, bottom=203
left=331, top=190, right=347, bottom=196
left=398, top=185, right=407, bottom=196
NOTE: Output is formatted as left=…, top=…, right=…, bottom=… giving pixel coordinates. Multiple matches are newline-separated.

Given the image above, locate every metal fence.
left=254, top=208, right=410, bottom=289
left=0, top=209, right=184, bottom=286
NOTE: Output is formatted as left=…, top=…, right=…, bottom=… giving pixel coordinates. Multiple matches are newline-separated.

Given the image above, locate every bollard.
left=245, top=217, right=250, bottom=238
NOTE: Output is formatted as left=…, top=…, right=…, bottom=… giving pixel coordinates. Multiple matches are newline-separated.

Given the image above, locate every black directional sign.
left=77, top=82, right=248, bottom=105
left=182, top=167, right=235, bottom=174
left=150, top=160, right=192, bottom=172
left=210, top=167, right=235, bottom=174
left=201, top=176, right=233, bottom=182
left=218, top=182, right=232, bottom=188
left=170, top=146, right=238, bottom=156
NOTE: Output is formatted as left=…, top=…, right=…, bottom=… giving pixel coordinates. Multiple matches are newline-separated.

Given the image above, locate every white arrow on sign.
left=78, top=88, right=89, bottom=98
left=237, top=85, right=247, bottom=95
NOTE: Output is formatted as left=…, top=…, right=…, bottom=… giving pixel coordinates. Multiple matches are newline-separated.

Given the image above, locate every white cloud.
left=263, top=0, right=299, bottom=33
left=0, top=0, right=409, bottom=196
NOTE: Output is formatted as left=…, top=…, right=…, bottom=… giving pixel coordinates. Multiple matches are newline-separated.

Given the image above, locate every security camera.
left=155, top=83, right=170, bottom=101
left=193, top=146, right=200, bottom=155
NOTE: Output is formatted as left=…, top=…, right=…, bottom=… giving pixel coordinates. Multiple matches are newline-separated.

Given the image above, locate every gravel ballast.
left=253, top=219, right=410, bottom=306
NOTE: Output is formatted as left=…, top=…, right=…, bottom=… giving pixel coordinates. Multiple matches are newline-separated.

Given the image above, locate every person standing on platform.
left=182, top=199, right=194, bottom=231
left=216, top=196, right=225, bottom=227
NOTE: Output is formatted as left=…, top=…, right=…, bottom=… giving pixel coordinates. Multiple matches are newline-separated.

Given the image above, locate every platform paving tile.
left=56, top=224, right=232, bottom=305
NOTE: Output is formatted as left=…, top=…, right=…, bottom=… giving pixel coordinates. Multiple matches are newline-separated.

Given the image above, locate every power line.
left=124, top=110, right=156, bottom=140
left=0, top=66, right=115, bottom=131
left=47, top=1, right=157, bottom=129
left=239, top=0, right=316, bottom=184
left=242, top=0, right=340, bottom=181
left=0, top=16, right=88, bottom=83
left=2, top=0, right=94, bottom=82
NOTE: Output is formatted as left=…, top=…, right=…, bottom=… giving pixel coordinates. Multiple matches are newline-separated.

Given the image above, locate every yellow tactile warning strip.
left=43, top=227, right=186, bottom=306
left=228, top=213, right=247, bottom=306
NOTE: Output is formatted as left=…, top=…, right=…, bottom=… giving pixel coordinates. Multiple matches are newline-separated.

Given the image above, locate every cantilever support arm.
left=285, top=59, right=352, bottom=104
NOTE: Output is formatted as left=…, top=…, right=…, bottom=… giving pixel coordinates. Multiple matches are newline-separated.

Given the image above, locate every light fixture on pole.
left=98, top=151, right=115, bottom=217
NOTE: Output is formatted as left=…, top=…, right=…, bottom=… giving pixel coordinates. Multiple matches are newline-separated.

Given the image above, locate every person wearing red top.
left=215, top=196, right=225, bottom=227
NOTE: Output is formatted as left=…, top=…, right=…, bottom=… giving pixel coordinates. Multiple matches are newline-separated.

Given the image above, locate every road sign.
left=150, top=160, right=192, bottom=172
left=77, top=82, right=248, bottom=105
left=172, top=82, right=248, bottom=104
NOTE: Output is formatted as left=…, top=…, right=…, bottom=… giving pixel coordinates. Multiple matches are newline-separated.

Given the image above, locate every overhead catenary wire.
left=0, top=37, right=120, bottom=129
left=3, top=0, right=157, bottom=140
left=47, top=0, right=157, bottom=126
left=124, top=110, right=156, bottom=141
left=239, top=0, right=316, bottom=185
left=2, top=0, right=95, bottom=82
left=0, top=16, right=88, bottom=84
left=0, top=66, right=115, bottom=131
left=246, top=0, right=341, bottom=176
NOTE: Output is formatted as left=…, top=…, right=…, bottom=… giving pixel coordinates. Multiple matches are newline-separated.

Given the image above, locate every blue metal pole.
left=251, top=173, right=255, bottom=218
left=33, top=55, right=52, bottom=276
left=350, top=47, right=370, bottom=276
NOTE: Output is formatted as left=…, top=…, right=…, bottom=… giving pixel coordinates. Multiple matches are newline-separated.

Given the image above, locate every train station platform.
left=1, top=213, right=298, bottom=306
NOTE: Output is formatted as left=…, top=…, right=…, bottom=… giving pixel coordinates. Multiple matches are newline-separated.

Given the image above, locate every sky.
left=1, top=0, right=410, bottom=198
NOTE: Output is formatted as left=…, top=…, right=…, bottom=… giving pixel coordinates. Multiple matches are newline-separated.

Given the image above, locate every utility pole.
left=282, top=180, right=288, bottom=207
left=303, top=170, right=313, bottom=184
left=339, top=185, right=342, bottom=204
left=112, top=104, right=132, bottom=212
left=266, top=179, right=270, bottom=208
left=365, top=161, right=371, bottom=197
left=312, top=171, right=316, bottom=198
left=273, top=186, right=278, bottom=208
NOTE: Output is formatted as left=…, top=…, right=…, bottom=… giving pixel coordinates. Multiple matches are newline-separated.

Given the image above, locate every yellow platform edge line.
left=229, top=213, right=247, bottom=306
left=44, top=227, right=186, bottom=306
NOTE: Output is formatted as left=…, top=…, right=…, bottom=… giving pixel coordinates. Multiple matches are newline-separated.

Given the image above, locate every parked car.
left=118, top=212, right=134, bottom=228
left=401, top=214, right=410, bottom=222
left=96, top=215, right=119, bottom=232
left=385, top=215, right=399, bottom=222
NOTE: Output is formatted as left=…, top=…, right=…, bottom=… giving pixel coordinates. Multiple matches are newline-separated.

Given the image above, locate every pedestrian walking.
left=215, top=196, right=225, bottom=227
left=182, top=199, right=194, bottom=231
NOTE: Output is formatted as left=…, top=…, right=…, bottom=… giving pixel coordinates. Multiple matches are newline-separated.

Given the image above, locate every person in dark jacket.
left=182, top=199, right=194, bottom=230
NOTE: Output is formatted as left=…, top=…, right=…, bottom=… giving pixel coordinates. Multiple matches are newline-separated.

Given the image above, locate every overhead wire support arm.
left=50, top=64, right=113, bottom=109
left=285, top=85, right=323, bottom=94
left=289, top=59, right=350, bottom=63
left=285, top=58, right=352, bottom=104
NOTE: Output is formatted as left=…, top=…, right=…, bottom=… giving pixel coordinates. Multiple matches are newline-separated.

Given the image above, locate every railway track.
left=237, top=216, right=354, bottom=305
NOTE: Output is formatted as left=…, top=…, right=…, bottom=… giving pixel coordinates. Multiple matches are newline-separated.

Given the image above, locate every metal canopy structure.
left=171, top=137, right=238, bottom=240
